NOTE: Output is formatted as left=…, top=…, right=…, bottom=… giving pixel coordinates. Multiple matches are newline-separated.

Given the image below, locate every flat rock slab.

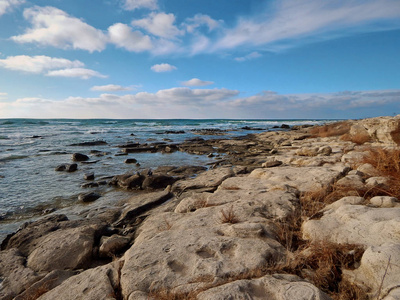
left=197, top=274, right=332, bottom=300
left=114, top=191, right=172, bottom=226
left=37, top=261, right=121, bottom=300
left=172, top=167, right=234, bottom=193
left=249, top=165, right=347, bottom=193
left=302, top=204, right=400, bottom=246
left=0, top=248, right=41, bottom=300
left=120, top=208, right=285, bottom=298
left=27, top=226, right=96, bottom=272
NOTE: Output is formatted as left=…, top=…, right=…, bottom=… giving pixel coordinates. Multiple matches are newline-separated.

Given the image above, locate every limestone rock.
left=99, top=234, right=131, bottom=257
left=369, top=196, right=399, bottom=208
left=14, top=269, right=75, bottom=300
left=335, top=174, right=365, bottom=190
left=365, top=176, right=390, bottom=188
left=0, top=248, right=41, bottom=300
left=345, top=243, right=400, bottom=298
left=142, top=174, right=177, bottom=190
left=197, top=274, right=332, bottom=300
left=78, top=192, right=101, bottom=202
left=249, top=165, right=346, bottom=193
left=171, top=167, right=234, bottom=193
left=303, top=204, right=400, bottom=246
left=296, top=147, right=319, bottom=157
left=27, top=226, right=96, bottom=272
left=262, top=158, right=282, bottom=168
left=318, top=146, right=332, bottom=156
left=357, top=163, right=378, bottom=177
left=37, top=261, right=122, bottom=300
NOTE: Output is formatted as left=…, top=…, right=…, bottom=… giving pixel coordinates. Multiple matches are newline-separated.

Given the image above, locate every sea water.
left=0, top=118, right=326, bottom=241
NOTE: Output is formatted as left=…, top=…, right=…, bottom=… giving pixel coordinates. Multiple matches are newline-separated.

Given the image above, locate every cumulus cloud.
left=0, top=0, right=24, bottom=16
left=91, top=84, right=132, bottom=92
left=11, top=6, right=107, bottom=52
left=0, top=55, right=84, bottom=73
left=235, top=51, right=262, bottom=62
left=122, top=0, right=158, bottom=11
left=46, top=68, right=107, bottom=79
left=214, top=0, right=400, bottom=51
left=184, top=14, right=222, bottom=33
left=151, top=63, right=177, bottom=72
left=181, top=78, right=214, bottom=87
left=108, top=23, right=153, bottom=52
left=132, top=12, right=183, bottom=38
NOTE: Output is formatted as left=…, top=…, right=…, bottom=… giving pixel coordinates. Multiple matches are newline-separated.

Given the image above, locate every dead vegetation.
left=219, top=205, right=239, bottom=224
left=309, top=121, right=351, bottom=138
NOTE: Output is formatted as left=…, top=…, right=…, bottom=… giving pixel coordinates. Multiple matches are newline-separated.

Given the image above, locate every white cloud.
left=1, top=89, right=399, bottom=119
left=0, top=0, right=24, bottom=16
left=108, top=23, right=153, bottom=52
left=184, top=14, right=222, bottom=33
left=11, top=6, right=107, bottom=52
left=214, top=0, right=400, bottom=52
left=122, top=0, right=158, bottom=11
left=151, top=63, right=177, bottom=72
left=235, top=51, right=262, bottom=62
left=0, top=92, right=7, bottom=99
left=132, top=12, right=183, bottom=38
left=91, top=84, right=132, bottom=92
left=46, top=68, right=107, bottom=79
left=181, top=78, right=214, bottom=87
left=0, top=55, right=84, bottom=73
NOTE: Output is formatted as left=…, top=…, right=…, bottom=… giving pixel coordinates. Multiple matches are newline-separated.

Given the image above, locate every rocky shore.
left=1, top=115, right=400, bottom=300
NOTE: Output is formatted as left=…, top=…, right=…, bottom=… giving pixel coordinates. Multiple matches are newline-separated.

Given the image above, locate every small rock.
left=318, top=146, right=332, bottom=156
left=365, top=176, right=389, bottom=188
left=78, top=192, right=101, bottom=202
left=81, top=182, right=99, bottom=188
left=55, top=164, right=66, bottom=171
left=84, top=173, right=95, bottom=180
left=66, top=163, right=78, bottom=172
left=262, top=159, right=282, bottom=168
left=369, top=196, right=398, bottom=208
left=72, top=153, right=89, bottom=162
left=124, top=158, right=137, bottom=164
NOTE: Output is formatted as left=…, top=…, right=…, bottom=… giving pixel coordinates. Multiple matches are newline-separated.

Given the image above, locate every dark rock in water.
left=42, top=208, right=56, bottom=215
left=142, top=175, right=177, bottom=190
left=0, top=175, right=4, bottom=179
left=66, top=163, right=78, bottom=172
left=97, top=180, right=107, bottom=186
left=124, top=158, right=137, bottom=164
left=110, top=173, right=144, bottom=189
left=81, top=160, right=99, bottom=164
left=78, top=192, right=101, bottom=202
left=156, top=130, right=185, bottom=134
left=55, top=163, right=78, bottom=172
left=84, top=173, right=95, bottom=180
left=130, top=133, right=135, bottom=136
left=69, top=141, right=107, bottom=146
left=81, top=182, right=99, bottom=188
left=117, top=142, right=140, bottom=148
left=241, top=126, right=263, bottom=130
left=72, top=153, right=89, bottom=162
left=280, top=124, right=290, bottom=129
left=122, top=146, right=155, bottom=153
left=55, top=164, right=66, bottom=171
left=115, top=153, right=128, bottom=156
left=31, top=135, right=42, bottom=139
left=186, top=137, right=205, bottom=142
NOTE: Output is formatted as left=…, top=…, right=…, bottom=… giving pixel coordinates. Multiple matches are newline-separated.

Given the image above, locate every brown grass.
left=309, top=121, right=351, bottom=138
left=219, top=205, right=239, bottom=224
left=221, top=186, right=241, bottom=190
left=20, top=283, right=51, bottom=300
left=341, top=133, right=371, bottom=145
left=149, top=288, right=198, bottom=300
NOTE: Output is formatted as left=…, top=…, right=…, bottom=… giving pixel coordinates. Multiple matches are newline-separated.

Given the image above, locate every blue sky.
left=0, top=0, right=399, bottom=119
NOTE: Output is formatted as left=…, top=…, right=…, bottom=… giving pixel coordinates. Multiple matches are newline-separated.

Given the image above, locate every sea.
left=0, top=118, right=328, bottom=242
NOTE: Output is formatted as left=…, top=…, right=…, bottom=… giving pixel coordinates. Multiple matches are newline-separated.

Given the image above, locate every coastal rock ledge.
left=2, top=115, right=400, bottom=299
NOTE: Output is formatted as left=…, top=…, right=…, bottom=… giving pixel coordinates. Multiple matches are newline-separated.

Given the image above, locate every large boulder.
left=37, top=261, right=122, bottom=300
left=27, top=226, right=97, bottom=272
left=302, top=202, right=400, bottom=247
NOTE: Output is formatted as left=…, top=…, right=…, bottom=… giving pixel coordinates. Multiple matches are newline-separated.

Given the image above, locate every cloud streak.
left=151, top=63, right=177, bottom=72
left=1, top=88, right=398, bottom=119
left=91, top=84, right=132, bottom=92
left=181, top=78, right=214, bottom=87
left=0, top=0, right=24, bottom=16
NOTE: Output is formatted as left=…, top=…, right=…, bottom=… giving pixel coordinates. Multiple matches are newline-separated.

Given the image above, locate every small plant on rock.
left=219, top=205, right=239, bottom=224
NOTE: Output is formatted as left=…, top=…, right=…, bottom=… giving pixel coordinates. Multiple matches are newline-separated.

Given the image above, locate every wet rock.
left=69, top=140, right=107, bottom=146
left=72, top=153, right=89, bottom=162
left=281, top=124, right=290, bottom=129
left=55, top=163, right=78, bottom=172
left=142, top=175, right=177, bottom=190
left=55, top=164, right=66, bottom=171
left=27, top=225, right=97, bottom=272
left=124, top=158, right=137, bottom=164
left=81, top=182, right=99, bottom=188
left=99, top=234, right=130, bottom=257
left=84, top=172, right=95, bottom=180
left=78, top=192, right=101, bottom=202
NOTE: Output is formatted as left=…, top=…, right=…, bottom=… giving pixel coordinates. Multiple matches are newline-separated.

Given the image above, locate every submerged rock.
left=78, top=192, right=101, bottom=202
left=72, top=153, right=89, bottom=162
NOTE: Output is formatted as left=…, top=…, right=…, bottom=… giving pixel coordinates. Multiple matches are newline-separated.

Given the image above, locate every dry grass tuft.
left=219, top=205, right=239, bottom=224
left=149, top=288, right=198, bottom=300
left=222, top=186, right=241, bottom=190
left=341, top=133, right=371, bottom=145
left=309, top=121, right=351, bottom=138
left=158, top=216, right=173, bottom=231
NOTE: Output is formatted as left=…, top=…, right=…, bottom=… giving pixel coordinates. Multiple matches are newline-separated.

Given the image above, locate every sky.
left=0, top=0, right=399, bottom=119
